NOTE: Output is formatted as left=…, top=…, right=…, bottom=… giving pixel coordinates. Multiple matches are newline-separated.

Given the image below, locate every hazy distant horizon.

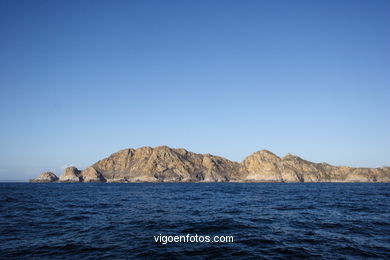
left=1, top=0, right=389, bottom=180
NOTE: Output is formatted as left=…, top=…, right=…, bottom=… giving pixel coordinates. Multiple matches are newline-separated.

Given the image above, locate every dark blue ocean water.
left=1, top=183, right=389, bottom=259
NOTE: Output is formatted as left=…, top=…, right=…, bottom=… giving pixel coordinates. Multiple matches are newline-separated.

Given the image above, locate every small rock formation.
left=59, top=166, right=81, bottom=182
left=32, top=146, right=390, bottom=183
left=80, top=167, right=106, bottom=182
left=30, top=171, right=58, bottom=183
left=106, top=178, right=129, bottom=183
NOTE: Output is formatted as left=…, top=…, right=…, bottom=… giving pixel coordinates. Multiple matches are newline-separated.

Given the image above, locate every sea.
left=1, top=183, right=389, bottom=259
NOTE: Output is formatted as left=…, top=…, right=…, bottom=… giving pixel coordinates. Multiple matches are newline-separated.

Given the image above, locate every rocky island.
left=30, top=146, right=390, bottom=183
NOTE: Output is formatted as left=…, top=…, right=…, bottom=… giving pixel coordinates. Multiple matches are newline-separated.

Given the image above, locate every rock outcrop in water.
left=80, top=167, right=106, bottom=182
left=30, top=171, right=58, bottom=183
left=30, top=146, right=390, bottom=183
left=58, top=166, right=81, bottom=182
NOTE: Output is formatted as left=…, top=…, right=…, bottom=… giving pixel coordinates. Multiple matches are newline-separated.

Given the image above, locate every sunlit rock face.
left=30, top=172, right=58, bottom=183
left=32, top=146, right=390, bottom=183
left=240, top=150, right=282, bottom=182
left=80, top=167, right=105, bottom=182
left=59, top=166, right=81, bottom=182
left=92, top=146, right=239, bottom=182
left=241, top=152, right=390, bottom=183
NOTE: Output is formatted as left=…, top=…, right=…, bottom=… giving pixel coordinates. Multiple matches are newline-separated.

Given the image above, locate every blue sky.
left=0, top=0, right=389, bottom=180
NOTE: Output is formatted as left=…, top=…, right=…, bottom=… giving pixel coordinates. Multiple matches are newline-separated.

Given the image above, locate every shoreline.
left=8, top=181, right=390, bottom=184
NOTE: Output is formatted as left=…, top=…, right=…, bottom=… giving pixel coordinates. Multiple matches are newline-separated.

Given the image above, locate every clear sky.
left=0, top=0, right=389, bottom=180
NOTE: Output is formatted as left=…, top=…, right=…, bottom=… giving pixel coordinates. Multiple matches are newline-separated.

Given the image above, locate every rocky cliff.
left=241, top=150, right=390, bottom=182
left=92, top=146, right=240, bottom=182
left=58, top=166, right=81, bottom=182
left=30, top=146, right=390, bottom=183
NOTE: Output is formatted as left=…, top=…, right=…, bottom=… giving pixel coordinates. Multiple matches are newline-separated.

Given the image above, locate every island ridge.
left=31, top=146, right=390, bottom=183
